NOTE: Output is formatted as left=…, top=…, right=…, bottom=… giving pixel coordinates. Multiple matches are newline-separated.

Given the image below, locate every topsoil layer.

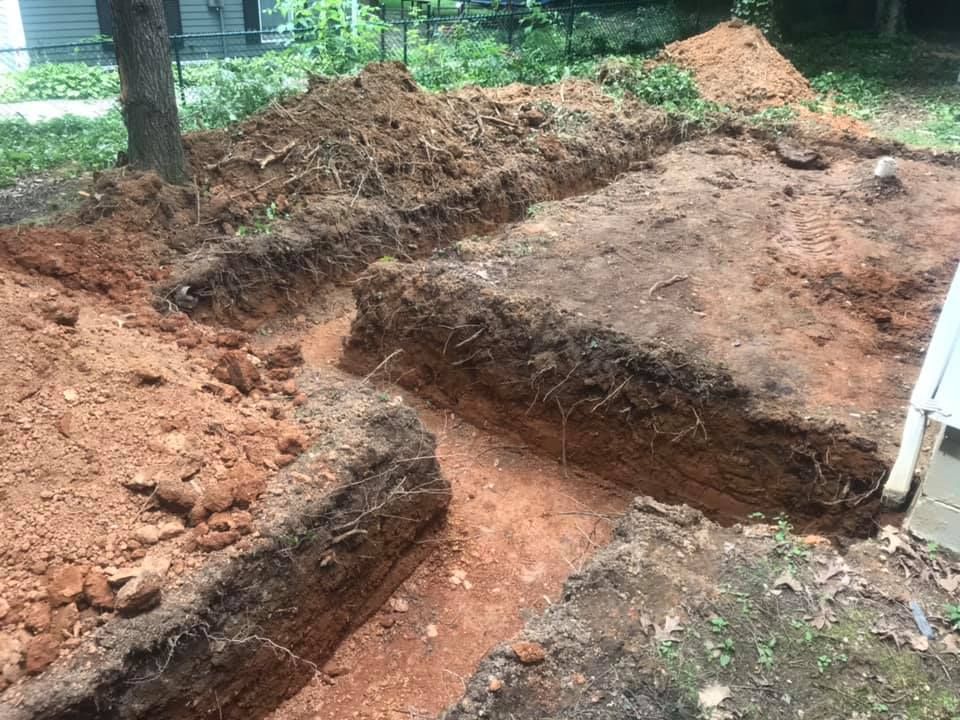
left=663, top=21, right=815, bottom=111
left=440, top=497, right=960, bottom=720
left=344, top=132, right=960, bottom=533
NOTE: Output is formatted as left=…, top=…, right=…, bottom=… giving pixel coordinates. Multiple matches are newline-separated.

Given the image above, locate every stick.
left=648, top=274, right=689, bottom=297
left=361, top=349, right=404, bottom=385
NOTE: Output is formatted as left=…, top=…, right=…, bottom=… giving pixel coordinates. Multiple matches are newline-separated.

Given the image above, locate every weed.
left=709, top=616, right=729, bottom=634
left=708, top=636, right=736, bottom=668
left=947, top=603, right=960, bottom=631
left=773, top=514, right=810, bottom=563
left=756, top=637, right=776, bottom=668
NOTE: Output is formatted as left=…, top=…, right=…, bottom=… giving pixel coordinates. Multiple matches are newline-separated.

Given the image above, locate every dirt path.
left=263, top=316, right=632, bottom=720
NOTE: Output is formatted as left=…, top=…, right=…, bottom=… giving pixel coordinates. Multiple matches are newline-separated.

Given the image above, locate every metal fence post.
left=173, top=40, right=185, bottom=105
left=380, top=3, right=387, bottom=60
left=403, top=20, right=409, bottom=65
left=564, top=0, right=575, bottom=59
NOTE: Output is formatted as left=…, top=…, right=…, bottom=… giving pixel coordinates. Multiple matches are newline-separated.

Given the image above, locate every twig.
left=361, top=349, right=404, bottom=385
left=479, top=114, right=520, bottom=129
left=648, top=274, right=689, bottom=297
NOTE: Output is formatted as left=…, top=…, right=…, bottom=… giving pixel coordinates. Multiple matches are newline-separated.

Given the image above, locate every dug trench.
left=4, top=72, right=956, bottom=720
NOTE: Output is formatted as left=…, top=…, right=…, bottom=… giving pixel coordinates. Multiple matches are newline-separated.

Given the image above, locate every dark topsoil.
left=344, top=132, right=960, bottom=534
left=0, top=375, right=449, bottom=720
left=441, top=497, right=960, bottom=720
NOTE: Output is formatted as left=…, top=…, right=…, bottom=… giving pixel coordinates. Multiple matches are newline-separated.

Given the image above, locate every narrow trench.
left=260, top=314, right=634, bottom=720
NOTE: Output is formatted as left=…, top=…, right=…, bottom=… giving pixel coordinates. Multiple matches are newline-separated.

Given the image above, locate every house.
left=10, top=0, right=287, bottom=62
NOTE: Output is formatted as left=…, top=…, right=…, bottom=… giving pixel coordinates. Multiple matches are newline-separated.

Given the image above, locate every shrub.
left=0, top=62, right=120, bottom=102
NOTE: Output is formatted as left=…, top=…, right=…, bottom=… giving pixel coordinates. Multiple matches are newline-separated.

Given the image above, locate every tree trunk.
left=111, top=0, right=188, bottom=184
left=875, top=0, right=906, bottom=35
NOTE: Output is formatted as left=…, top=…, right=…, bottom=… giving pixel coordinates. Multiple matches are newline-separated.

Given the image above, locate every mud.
left=1, top=375, right=448, bottom=720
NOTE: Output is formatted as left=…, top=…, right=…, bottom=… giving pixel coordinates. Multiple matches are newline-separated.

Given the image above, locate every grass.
left=783, top=31, right=960, bottom=150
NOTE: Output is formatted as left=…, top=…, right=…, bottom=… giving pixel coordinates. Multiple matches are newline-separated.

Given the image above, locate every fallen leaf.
left=940, top=634, right=960, bottom=656
left=654, top=615, right=684, bottom=643
left=936, top=574, right=960, bottom=594
left=879, top=526, right=918, bottom=559
left=910, top=634, right=930, bottom=652
left=773, top=570, right=803, bottom=593
left=811, top=607, right=836, bottom=630
left=698, top=682, right=731, bottom=709
left=814, top=558, right=848, bottom=586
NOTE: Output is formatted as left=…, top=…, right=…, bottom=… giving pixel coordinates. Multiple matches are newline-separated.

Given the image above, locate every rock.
left=132, top=367, right=165, bottom=386
left=201, top=482, right=235, bottom=513
left=122, top=468, right=159, bottom=492
left=106, top=566, right=141, bottom=588
left=379, top=616, right=396, bottom=628
left=425, top=624, right=439, bottom=639
left=775, top=140, right=829, bottom=170
left=265, top=343, right=304, bottom=369
left=276, top=431, right=308, bottom=455
left=25, top=634, right=59, bottom=674
left=388, top=597, right=410, bottom=613
left=62, top=388, right=79, bottom=403
left=214, top=331, right=247, bottom=349
left=488, top=676, right=503, bottom=693
left=157, top=520, right=185, bottom=540
left=212, top=351, right=261, bottom=394
left=0, top=597, right=9, bottom=621
left=83, top=569, right=115, bottom=609
left=133, top=526, right=160, bottom=546
left=511, top=641, right=546, bottom=664
left=0, top=633, right=24, bottom=668
left=48, top=565, right=86, bottom=607
left=114, top=557, right=170, bottom=616
left=156, top=475, right=199, bottom=510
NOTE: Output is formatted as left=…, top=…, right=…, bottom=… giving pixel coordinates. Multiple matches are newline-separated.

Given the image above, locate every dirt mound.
left=663, top=21, right=814, bottom=111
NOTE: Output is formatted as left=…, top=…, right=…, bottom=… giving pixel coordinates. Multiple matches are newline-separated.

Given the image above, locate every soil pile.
left=663, top=20, right=814, bottom=111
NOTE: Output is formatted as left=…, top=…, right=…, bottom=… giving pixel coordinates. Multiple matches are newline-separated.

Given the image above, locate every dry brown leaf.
left=773, top=570, right=803, bottom=593
left=811, top=607, right=836, bottom=630
left=879, top=525, right=918, bottom=558
left=814, top=558, right=848, bottom=586
left=654, top=615, right=684, bottom=643
left=940, top=634, right=960, bottom=655
left=937, top=574, right=960, bottom=594
left=698, top=682, right=732, bottom=709
left=910, top=634, right=930, bottom=652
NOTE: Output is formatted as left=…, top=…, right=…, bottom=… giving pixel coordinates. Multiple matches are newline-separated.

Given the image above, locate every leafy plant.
left=709, top=616, right=730, bottom=634
left=731, top=0, right=777, bottom=35
left=756, top=637, right=776, bottom=668
left=274, top=0, right=385, bottom=74
left=947, top=604, right=960, bottom=631
left=0, top=62, right=120, bottom=102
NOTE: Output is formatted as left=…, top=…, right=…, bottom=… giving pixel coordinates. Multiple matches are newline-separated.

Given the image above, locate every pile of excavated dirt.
left=663, top=21, right=815, bottom=111
left=0, top=64, right=675, bottom=316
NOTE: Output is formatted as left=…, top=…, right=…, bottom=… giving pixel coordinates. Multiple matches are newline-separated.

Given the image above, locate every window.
left=95, top=0, right=183, bottom=43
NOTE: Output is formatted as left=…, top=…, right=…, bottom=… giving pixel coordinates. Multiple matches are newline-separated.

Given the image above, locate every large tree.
left=111, top=0, right=188, bottom=184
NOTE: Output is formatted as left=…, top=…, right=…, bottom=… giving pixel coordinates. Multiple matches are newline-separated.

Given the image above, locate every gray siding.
left=20, top=0, right=101, bottom=45
left=180, top=0, right=244, bottom=36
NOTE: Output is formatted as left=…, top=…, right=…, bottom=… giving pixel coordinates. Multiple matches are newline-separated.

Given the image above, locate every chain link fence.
left=0, top=1, right=722, bottom=100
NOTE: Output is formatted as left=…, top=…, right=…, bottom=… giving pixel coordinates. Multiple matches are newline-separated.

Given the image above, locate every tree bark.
left=875, top=0, right=906, bottom=35
left=111, top=0, right=188, bottom=184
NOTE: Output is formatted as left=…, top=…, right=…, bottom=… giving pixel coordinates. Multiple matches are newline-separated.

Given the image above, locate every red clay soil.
left=256, top=315, right=632, bottom=720
left=0, top=264, right=309, bottom=686
left=663, top=21, right=815, bottom=111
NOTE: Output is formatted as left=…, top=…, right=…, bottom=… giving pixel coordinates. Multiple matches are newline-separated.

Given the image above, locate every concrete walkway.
left=0, top=98, right=116, bottom=122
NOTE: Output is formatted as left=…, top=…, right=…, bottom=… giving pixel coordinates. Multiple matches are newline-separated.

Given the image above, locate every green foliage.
left=947, top=604, right=960, bottom=631
left=180, top=52, right=315, bottom=128
left=274, top=0, right=385, bottom=74
left=0, top=112, right=125, bottom=187
left=599, top=59, right=721, bottom=122
left=0, top=62, right=120, bottom=102
left=731, top=0, right=776, bottom=35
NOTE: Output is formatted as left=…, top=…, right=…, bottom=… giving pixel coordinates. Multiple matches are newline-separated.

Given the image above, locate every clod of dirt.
left=265, top=343, right=304, bottom=369
left=24, top=636, right=58, bottom=676
left=212, top=350, right=261, bottom=394
left=46, top=566, right=85, bottom=607
left=82, top=570, right=115, bottom=610
left=113, top=556, right=170, bottom=616
left=663, top=21, right=814, bottom=111
left=511, top=642, right=546, bottom=664
left=775, top=139, right=829, bottom=170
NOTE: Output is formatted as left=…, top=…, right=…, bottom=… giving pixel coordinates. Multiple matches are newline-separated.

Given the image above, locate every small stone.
left=487, top=676, right=503, bottom=693
left=194, top=529, right=240, bottom=552
left=207, top=510, right=253, bottom=535
left=114, top=557, right=170, bottom=616
left=132, top=367, right=165, bottom=386
left=379, top=616, right=396, bottom=628
left=133, top=526, right=160, bottom=546
left=212, top=351, right=261, bottom=394
left=63, top=389, right=79, bottom=403
left=280, top=380, right=298, bottom=396
left=25, top=635, right=59, bottom=674
left=425, top=624, right=438, bottom=639
left=157, top=520, right=185, bottom=540
left=48, top=565, right=86, bottom=606
left=83, top=569, right=115, bottom=609
left=106, top=567, right=140, bottom=588
left=0, top=633, right=23, bottom=668
left=122, top=468, right=159, bottom=492
left=0, top=597, right=9, bottom=620
left=511, top=641, right=546, bottom=664
left=50, top=604, right=79, bottom=638
left=388, top=597, right=410, bottom=613
left=39, top=490, right=54, bottom=500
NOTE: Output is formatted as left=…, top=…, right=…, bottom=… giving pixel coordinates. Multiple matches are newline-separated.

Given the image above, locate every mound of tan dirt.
left=663, top=20, right=814, bottom=111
